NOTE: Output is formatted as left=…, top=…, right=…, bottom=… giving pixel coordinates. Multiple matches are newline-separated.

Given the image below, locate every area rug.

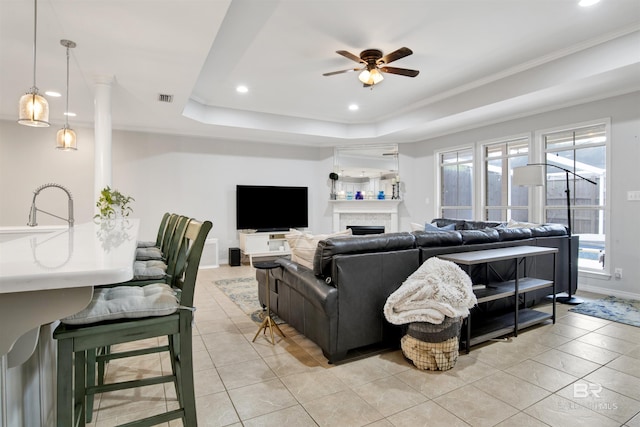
left=213, top=277, right=284, bottom=324
left=569, top=296, right=640, bottom=327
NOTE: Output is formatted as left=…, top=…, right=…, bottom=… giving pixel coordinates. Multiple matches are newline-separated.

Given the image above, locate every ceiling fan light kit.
left=324, top=46, right=419, bottom=87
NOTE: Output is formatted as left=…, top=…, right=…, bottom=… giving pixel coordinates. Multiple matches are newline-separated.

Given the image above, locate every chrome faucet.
left=27, top=183, right=74, bottom=227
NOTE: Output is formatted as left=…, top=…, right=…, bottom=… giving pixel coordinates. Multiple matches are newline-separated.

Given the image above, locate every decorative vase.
left=377, top=191, right=385, bottom=200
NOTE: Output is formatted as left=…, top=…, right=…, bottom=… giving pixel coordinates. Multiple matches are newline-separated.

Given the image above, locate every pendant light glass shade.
left=18, top=0, right=49, bottom=127
left=57, top=39, right=77, bottom=151
left=18, top=91, right=50, bottom=126
left=56, top=127, right=77, bottom=150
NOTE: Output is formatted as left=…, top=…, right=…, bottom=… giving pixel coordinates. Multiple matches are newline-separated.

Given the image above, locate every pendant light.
left=56, top=39, right=77, bottom=150
left=18, top=0, right=49, bottom=127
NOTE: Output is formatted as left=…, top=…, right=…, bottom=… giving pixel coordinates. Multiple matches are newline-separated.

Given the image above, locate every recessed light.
left=579, top=0, right=600, bottom=6
left=348, top=104, right=359, bottom=111
left=236, top=85, right=248, bottom=93
left=45, top=91, right=61, bottom=97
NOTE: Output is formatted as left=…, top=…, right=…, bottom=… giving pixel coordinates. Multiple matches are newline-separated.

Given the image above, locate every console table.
left=438, top=245, right=557, bottom=353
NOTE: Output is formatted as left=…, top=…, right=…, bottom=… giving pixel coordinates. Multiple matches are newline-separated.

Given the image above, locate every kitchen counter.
left=0, top=219, right=139, bottom=356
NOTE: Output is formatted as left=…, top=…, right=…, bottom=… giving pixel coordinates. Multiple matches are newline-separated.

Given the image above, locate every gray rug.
left=569, top=296, right=640, bottom=327
left=213, top=277, right=284, bottom=324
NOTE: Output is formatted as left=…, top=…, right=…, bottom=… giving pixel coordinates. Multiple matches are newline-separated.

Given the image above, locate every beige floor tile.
left=556, top=339, right=622, bottom=365
left=544, top=322, right=591, bottom=339
left=557, top=381, right=640, bottom=425
left=242, top=405, right=317, bottom=427
left=216, top=357, right=277, bottom=390
left=494, top=412, right=549, bottom=427
left=353, top=376, right=427, bottom=417
left=95, top=384, right=168, bottom=422
left=386, top=401, right=468, bottom=427
left=444, top=354, right=499, bottom=383
left=626, top=345, right=640, bottom=360
left=577, top=331, right=638, bottom=354
left=607, top=355, right=640, bottom=378
left=279, top=369, right=347, bottom=403
left=433, top=384, right=518, bottom=426
left=262, top=347, right=323, bottom=377
left=595, top=323, right=640, bottom=343
left=472, top=371, right=550, bottom=410
left=195, top=390, right=241, bottom=427
left=227, top=378, right=297, bottom=420
left=532, top=348, right=600, bottom=377
left=302, top=389, right=384, bottom=427
left=585, top=366, right=640, bottom=400
left=395, top=367, right=466, bottom=399
left=556, top=312, right=611, bottom=331
left=193, top=367, right=225, bottom=397
left=627, top=411, right=640, bottom=427
left=524, top=394, right=621, bottom=427
left=329, top=355, right=396, bottom=387
left=505, top=359, right=578, bottom=392
left=509, top=325, right=573, bottom=348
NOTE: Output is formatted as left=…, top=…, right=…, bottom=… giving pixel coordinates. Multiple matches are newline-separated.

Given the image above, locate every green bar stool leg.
left=75, top=350, right=86, bottom=427
left=85, top=348, right=96, bottom=423
left=57, top=338, right=73, bottom=427
left=179, top=314, right=197, bottom=426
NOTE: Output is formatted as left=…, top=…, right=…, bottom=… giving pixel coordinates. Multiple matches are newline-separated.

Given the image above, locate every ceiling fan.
left=323, top=47, right=419, bottom=87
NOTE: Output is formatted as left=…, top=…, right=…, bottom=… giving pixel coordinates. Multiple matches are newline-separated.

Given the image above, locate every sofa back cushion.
left=413, top=230, right=463, bottom=247
left=460, top=228, right=500, bottom=244
left=313, top=232, right=416, bottom=278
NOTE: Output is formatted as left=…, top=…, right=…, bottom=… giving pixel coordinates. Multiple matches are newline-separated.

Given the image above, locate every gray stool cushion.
left=61, top=283, right=179, bottom=325
left=133, top=260, right=167, bottom=280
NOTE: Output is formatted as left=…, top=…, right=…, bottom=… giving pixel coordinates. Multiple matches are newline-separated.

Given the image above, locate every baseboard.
left=578, top=284, right=640, bottom=301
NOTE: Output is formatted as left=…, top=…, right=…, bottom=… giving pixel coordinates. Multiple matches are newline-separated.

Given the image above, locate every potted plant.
left=95, top=186, right=135, bottom=220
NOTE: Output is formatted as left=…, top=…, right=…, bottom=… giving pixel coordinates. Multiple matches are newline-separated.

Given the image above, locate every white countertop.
left=0, top=219, right=139, bottom=294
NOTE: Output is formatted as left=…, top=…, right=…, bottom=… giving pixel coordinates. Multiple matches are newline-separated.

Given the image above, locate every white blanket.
left=384, top=257, right=477, bottom=325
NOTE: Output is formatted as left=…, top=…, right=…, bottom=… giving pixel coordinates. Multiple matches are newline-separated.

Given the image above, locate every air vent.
left=158, top=94, right=173, bottom=103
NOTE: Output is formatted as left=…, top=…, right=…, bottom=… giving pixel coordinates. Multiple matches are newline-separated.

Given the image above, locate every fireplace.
left=330, top=200, right=401, bottom=233
left=347, top=225, right=385, bottom=235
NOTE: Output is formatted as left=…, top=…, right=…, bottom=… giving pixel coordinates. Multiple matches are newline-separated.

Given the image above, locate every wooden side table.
left=252, top=261, right=285, bottom=344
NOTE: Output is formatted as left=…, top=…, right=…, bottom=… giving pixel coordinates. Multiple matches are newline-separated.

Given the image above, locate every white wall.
left=1, top=91, right=638, bottom=296
left=0, top=123, right=334, bottom=263
left=401, top=91, right=640, bottom=299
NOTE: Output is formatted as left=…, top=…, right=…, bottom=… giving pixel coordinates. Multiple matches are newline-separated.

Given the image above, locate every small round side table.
left=252, top=261, right=285, bottom=344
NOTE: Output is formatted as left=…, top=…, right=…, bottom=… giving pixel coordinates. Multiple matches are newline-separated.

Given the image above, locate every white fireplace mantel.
left=330, top=199, right=401, bottom=233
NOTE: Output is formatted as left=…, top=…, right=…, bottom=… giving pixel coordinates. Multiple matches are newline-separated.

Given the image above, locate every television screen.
left=236, top=185, right=308, bottom=231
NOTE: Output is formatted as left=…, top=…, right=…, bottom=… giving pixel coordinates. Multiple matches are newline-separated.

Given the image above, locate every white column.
left=94, top=76, right=114, bottom=208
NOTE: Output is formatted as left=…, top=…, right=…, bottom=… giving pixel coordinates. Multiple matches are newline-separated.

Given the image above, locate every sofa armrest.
left=276, top=258, right=337, bottom=314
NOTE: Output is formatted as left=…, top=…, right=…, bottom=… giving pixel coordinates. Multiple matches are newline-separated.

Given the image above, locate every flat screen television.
left=236, top=185, right=308, bottom=231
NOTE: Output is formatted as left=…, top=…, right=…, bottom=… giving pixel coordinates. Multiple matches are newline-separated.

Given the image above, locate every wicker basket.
left=401, top=317, right=462, bottom=371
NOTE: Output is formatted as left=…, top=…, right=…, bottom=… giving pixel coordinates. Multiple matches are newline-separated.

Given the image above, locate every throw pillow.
left=424, top=222, right=456, bottom=232
left=410, top=222, right=425, bottom=232
left=286, top=228, right=353, bottom=270
left=506, top=218, right=541, bottom=229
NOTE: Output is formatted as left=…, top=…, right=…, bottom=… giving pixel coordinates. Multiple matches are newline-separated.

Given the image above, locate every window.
left=439, top=148, right=473, bottom=219
left=483, top=137, right=530, bottom=221
left=542, top=123, right=607, bottom=271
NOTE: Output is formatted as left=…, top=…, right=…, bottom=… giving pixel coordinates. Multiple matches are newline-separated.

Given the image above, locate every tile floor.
left=87, top=265, right=640, bottom=427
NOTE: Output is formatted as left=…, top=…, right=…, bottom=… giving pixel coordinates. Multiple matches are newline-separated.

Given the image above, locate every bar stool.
left=54, top=218, right=212, bottom=427
left=252, top=261, right=285, bottom=344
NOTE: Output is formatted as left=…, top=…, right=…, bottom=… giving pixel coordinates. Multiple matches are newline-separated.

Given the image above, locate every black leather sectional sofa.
left=256, top=219, right=578, bottom=363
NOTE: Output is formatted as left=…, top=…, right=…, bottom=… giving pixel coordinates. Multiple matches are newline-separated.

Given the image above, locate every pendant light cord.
left=64, top=44, right=70, bottom=128
left=31, top=0, right=38, bottom=90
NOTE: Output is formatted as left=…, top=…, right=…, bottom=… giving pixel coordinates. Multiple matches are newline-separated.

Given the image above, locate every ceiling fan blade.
left=379, top=47, right=413, bottom=64
left=380, top=66, right=420, bottom=77
left=323, top=67, right=361, bottom=76
left=336, top=50, right=364, bottom=64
